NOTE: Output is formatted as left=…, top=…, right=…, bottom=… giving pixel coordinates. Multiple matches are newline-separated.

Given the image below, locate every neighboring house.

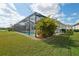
left=55, top=20, right=73, bottom=33
left=65, top=25, right=73, bottom=29
left=12, top=12, right=72, bottom=36
left=73, top=23, right=79, bottom=30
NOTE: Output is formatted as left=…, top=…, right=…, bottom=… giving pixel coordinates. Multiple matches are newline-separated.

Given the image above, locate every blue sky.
left=60, top=3, right=79, bottom=25
left=14, top=3, right=33, bottom=16
left=0, top=3, right=79, bottom=27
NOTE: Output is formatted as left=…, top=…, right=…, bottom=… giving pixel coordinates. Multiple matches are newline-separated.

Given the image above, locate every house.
left=73, top=23, right=79, bottom=30
left=12, top=12, right=72, bottom=36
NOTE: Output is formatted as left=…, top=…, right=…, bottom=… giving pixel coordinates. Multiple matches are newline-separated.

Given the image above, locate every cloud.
left=66, top=17, right=73, bottom=21
left=30, top=3, right=67, bottom=24
left=7, top=3, right=17, bottom=11
left=75, top=19, right=79, bottom=24
left=60, top=20, right=74, bottom=25
left=61, top=3, right=65, bottom=6
left=72, top=13, right=77, bottom=16
left=30, top=3, right=79, bottom=25
left=30, top=3, right=60, bottom=18
left=54, top=12, right=66, bottom=19
left=0, top=3, right=25, bottom=28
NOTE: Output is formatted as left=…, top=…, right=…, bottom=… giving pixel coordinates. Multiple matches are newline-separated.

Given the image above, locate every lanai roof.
left=13, top=12, right=67, bottom=27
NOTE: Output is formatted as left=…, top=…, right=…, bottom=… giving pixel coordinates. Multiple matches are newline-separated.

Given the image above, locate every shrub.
left=61, top=29, right=66, bottom=33
left=35, top=17, right=57, bottom=38
left=66, top=29, right=74, bottom=35
left=74, top=29, right=79, bottom=32
left=7, top=28, right=13, bottom=31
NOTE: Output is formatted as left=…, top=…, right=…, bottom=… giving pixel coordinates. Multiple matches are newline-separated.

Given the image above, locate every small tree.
left=35, top=17, right=57, bottom=38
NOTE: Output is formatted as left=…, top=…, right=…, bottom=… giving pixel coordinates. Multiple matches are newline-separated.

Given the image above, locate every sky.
left=0, top=3, right=79, bottom=27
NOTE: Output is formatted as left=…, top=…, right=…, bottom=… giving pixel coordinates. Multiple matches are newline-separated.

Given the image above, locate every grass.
left=0, top=31, right=79, bottom=56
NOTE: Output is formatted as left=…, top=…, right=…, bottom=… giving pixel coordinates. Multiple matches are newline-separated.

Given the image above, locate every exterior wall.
left=66, top=26, right=72, bottom=29
left=73, top=25, right=79, bottom=29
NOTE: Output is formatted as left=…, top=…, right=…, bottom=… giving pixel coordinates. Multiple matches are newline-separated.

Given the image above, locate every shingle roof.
left=74, top=23, right=79, bottom=26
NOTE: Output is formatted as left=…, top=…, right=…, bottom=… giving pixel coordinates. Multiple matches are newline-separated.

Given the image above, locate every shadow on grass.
left=43, top=34, right=79, bottom=49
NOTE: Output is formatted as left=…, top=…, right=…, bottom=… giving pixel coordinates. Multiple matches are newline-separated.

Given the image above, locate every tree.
left=35, top=17, right=57, bottom=38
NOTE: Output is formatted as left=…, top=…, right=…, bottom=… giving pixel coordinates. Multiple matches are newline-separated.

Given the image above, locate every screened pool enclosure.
left=13, top=12, right=70, bottom=36
left=13, top=12, right=45, bottom=36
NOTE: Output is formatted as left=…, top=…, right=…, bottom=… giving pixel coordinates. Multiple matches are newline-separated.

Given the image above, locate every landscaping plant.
left=35, top=17, right=57, bottom=38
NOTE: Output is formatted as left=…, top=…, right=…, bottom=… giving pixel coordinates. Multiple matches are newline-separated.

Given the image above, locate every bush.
left=66, top=29, right=74, bottom=35
left=74, top=29, right=79, bottom=32
left=61, top=29, right=74, bottom=36
left=61, top=29, right=66, bottom=33
left=7, top=28, right=13, bottom=31
left=35, top=17, right=57, bottom=38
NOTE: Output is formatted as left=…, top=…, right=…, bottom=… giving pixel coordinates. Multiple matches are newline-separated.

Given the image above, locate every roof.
left=74, top=23, right=79, bottom=26
left=13, top=12, right=68, bottom=27
left=13, top=12, right=45, bottom=25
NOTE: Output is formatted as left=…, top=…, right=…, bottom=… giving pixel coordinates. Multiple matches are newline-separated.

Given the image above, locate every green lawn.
left=0, top=31, right=79, bottom=56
